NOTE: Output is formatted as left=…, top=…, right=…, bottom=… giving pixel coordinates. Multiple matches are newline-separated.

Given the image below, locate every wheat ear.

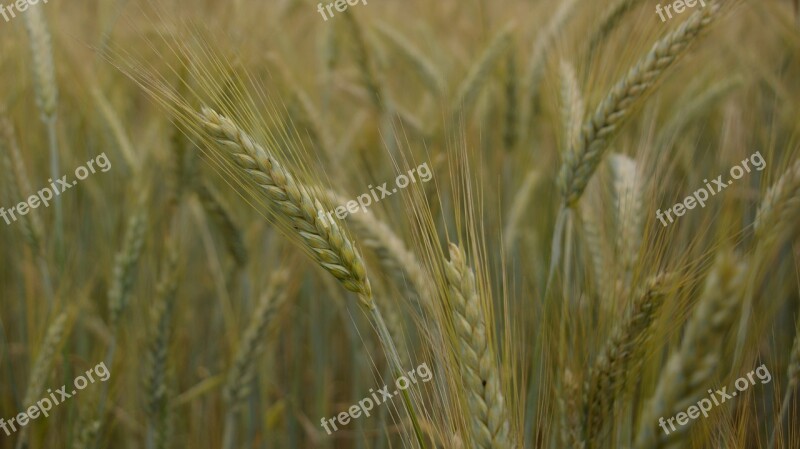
left=503, top=170, right=540, bottom=254
left=374, top=21, right=446, bottom=97
left=0, top=113, right=55, bottom=304
left=560, top=369, right=586, bottom=449
left=586, top=0, right=646, bottom=58
left=769, top=324, right=800, bottom=449
left=325, top=190, right=433, bottom=308
left=559, top=3, right=721, bottom=206
left=222, top=271, right=287, bottom=449
left=195, top=181, right=248, bottom=267
left=108, top=205, right=148, bottom=328
left=198, top=108, right=426, bottom=445
left=144, top=246, right=178, bottom=449
left=583, top=274, right=670, bottom=445
left=610, top=154, right=642, bottom=284
left=445, top=243, right=511, bottom=449
left=754, top=159, right=800, bottom=246
left=0, top=114, right=44, bottom=253
left=342, top=10, right=384, bottom=111
left=198, top=107, right=372, bottom=306
left=634, top=254, right=746, bottom=449
left=559, top=60, right=585, bottom=155
left=22, top=0, right=62, bottom=255
left=451, top=23, right=514, bottom=117
left=17, top=312, right=69, bottom=449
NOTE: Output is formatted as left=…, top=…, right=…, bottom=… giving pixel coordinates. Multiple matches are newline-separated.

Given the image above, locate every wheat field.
left=1, top=0, right=800, bottom=448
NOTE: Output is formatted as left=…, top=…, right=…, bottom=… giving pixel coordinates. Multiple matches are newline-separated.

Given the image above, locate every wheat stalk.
left=445, top=243, right=511, bottom=449
left=559, top=3, right=721, bottom=206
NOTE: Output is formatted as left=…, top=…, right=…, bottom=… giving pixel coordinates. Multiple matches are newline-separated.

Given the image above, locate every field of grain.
left=1, top=0, right=800, bottom=448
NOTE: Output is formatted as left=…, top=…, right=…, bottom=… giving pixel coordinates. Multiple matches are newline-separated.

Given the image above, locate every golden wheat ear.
left=197, top=107, right=374, bottom=306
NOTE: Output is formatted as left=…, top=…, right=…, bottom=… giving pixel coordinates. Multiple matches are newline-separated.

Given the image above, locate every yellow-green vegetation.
left=1, top=0, right=800, bottom=448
